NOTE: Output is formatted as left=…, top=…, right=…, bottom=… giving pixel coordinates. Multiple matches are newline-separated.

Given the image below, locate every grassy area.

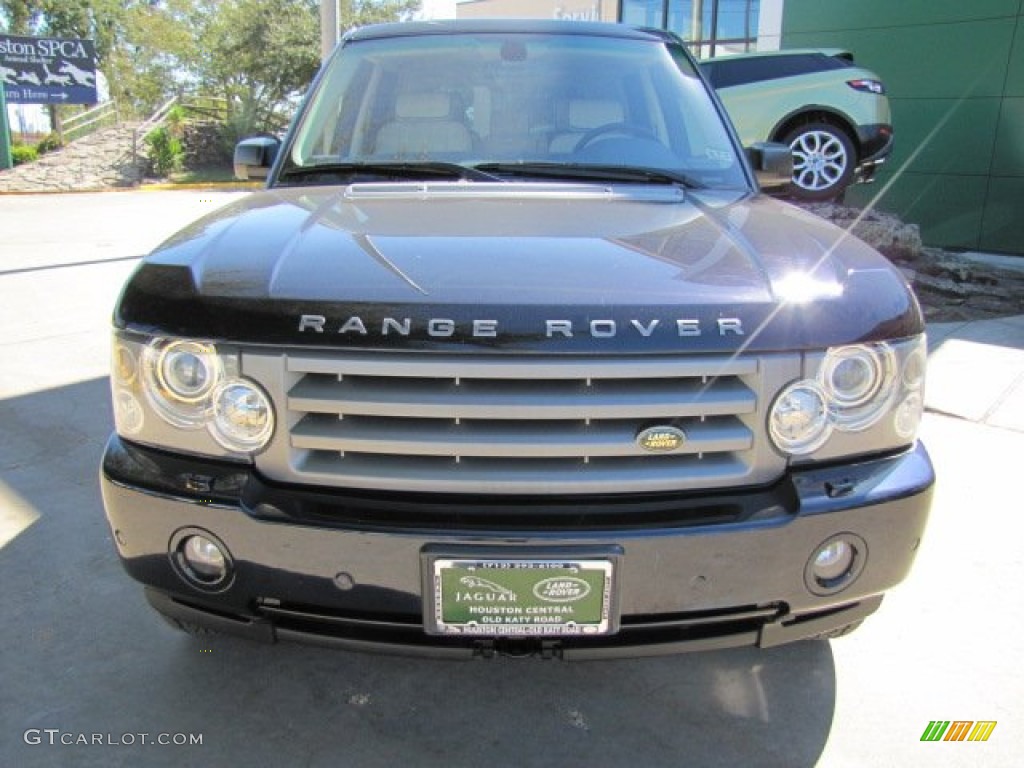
left=167, top=166, right=240, bottom=184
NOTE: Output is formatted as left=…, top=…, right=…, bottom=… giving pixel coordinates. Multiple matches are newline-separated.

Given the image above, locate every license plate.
left=428, top=558, right=615, bottom=637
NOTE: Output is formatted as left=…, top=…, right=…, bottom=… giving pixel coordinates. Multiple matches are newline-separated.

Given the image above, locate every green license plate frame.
left=424, top=553, right=619, bottom=637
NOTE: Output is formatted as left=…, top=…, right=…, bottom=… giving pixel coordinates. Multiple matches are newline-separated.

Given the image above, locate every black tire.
left=782, top=122, right=856, bottom=201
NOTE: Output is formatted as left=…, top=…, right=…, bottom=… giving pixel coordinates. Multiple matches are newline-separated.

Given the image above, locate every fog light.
left=814, top=541, right=853, bottom=581
left=805, top=534, right=866, bottom=595
left=184, top=535, right=225, bottom=578
left=171, top=530, right=233, bottom=590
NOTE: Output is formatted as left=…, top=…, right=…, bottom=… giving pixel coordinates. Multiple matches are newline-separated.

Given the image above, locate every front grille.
left=246, top=351, right=796, bottom=494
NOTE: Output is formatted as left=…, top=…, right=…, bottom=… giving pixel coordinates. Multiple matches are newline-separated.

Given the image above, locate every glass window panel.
left=667, top=0, right=695, bottom=40
left=621, top=0, right=665, bottom=28
left=715, top=0, right=760, bottom=41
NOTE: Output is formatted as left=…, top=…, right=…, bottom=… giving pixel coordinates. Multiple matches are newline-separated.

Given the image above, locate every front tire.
left=783, top=122, right=856, bottom=201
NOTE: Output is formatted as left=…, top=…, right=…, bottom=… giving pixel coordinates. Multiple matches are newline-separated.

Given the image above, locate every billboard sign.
left=0, top=34, right=97, bottom=105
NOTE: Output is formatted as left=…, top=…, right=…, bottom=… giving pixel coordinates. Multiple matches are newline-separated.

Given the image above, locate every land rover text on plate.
left=101, top=21, right=934, bottom=659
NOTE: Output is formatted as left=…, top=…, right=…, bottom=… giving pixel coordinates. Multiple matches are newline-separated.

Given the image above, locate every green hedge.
left=11, top=144, right=39, bottom=166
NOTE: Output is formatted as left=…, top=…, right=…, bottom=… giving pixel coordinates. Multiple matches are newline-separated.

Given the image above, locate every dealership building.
left=457, top=0, right=1024, bottom=256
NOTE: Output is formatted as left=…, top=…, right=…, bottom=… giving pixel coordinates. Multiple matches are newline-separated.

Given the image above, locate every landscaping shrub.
left=145, top=125, right=184, bottom=177
left=36, top=133, right=63, bottom=155
left=11, top=144, right=39, bottom=166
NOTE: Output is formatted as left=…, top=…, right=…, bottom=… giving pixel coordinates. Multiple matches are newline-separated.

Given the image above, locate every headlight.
left=143, top=340, right=222, bottom=427
left=111, top=333, right=275, bottom=457
left=210, top=380, right=275, bottom=452
left=819, top=343, right=897, bottom=430
left=769, top=381, right=831, bottom=454
left=156, top=341, right=219, bottom=402
left=769, top=336, right=926, bottom=457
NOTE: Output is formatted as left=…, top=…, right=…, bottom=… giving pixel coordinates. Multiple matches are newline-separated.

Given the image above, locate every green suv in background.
left=701, top=49, right=893, bottom=200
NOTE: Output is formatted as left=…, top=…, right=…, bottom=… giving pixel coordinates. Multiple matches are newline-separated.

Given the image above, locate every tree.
left=105, top=1, right=196, bottom=113
left=1, top=1, right=195, bottom=116
left=0, top=1, right=41, bottom=34
left=192, top=0, right=420, bottom=139
left=347, top=0, right=420, bottom=27
left=191, top=0, right=319, bottom=137
left=2, top=0, right=423, bottom=132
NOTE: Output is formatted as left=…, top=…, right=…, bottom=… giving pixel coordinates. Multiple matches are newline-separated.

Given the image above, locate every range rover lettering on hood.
left=297, top=314, right=745, bottom=339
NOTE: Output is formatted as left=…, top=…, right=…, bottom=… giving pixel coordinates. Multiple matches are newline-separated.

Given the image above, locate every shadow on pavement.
left=1, top=378, right=836, bottom=768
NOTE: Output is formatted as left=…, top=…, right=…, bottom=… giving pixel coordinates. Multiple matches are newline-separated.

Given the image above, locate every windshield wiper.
left=280, top=161, right=504, bottom=183
left=473, top=162, right=705, bottom=188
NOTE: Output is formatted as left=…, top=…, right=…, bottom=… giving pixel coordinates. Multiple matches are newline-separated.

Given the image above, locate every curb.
left=0, top=181, right=261, bottom=195
left=139, top=181, right=263, bottom=191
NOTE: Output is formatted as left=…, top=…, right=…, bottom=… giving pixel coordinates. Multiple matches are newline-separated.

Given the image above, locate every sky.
left=420, top=0, right=457, bottom=19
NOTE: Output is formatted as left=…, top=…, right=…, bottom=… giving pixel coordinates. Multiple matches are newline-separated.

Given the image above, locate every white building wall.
left=756, top=0, right=785, bottom=50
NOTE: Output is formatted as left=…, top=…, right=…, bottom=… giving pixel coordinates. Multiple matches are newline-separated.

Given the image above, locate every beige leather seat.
left=548, top=99, right=626, bottom=154
left=374, top=92, right=473, bottom=157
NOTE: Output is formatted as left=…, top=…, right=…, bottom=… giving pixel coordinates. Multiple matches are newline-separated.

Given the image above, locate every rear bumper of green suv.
left=855, top=123, right=894, bottom=181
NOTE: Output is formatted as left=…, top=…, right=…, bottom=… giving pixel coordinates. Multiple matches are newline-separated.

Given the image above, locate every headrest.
left=395, top=92, right=452, bottom=120
left=568, top=99, right=625, bottom=130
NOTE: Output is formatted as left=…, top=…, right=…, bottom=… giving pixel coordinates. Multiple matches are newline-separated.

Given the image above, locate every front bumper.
left=101, top=436, right=934, bottom=659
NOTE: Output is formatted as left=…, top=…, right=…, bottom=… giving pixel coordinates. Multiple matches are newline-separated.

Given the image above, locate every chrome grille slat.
left=244, top=351, right=797, bottom=495
left=286, top=353, right=758, bottom=380
left=291, top=415, right=753, bottom=458
left=288, top=375, right=756, bottom=420
left=296, top=452, right=752, bottom=494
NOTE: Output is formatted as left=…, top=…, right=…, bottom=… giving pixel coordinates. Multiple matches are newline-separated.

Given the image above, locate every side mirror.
left=746, top=142, right=793, bottom=190
left=233, top=136, right=281, bottom=180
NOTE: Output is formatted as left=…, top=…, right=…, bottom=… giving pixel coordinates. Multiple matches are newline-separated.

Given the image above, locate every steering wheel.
left=576, top=122, right=658, bottom=151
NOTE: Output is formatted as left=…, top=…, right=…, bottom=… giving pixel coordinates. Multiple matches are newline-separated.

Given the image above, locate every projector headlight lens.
left=142, top=339, right=223, bottom=428
left=820, top=345, right=881, bottom=407
left=158, top=341, right=218, bottom=402
left=820, top=343, right=897, bottom=430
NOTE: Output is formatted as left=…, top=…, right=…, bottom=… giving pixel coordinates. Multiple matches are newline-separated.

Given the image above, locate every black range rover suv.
left=101, top=20, right=933, bottom=659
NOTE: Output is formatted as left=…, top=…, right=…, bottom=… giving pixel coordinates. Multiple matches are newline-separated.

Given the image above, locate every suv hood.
left=116, top=184, right=922, bottom=354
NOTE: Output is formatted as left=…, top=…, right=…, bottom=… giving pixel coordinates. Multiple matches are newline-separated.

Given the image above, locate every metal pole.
left=321, top=0, right=340, bottom=63
left=0, top=83, right=12, bottom=170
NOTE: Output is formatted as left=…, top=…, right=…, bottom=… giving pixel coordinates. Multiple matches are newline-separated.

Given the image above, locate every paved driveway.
left=0, top=190, right=1020, bottom=767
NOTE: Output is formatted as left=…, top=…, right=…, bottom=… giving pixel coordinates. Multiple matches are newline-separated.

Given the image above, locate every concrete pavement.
left=926, top=315, right=1024, bottom=432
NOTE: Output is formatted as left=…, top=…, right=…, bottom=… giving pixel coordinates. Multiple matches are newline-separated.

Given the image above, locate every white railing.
left=62, top=101, right=120, bottom=143
left=132, top=95, right=180, bottom=163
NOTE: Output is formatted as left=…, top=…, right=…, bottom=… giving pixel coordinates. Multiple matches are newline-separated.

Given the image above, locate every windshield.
left=283, top=30, right=748, bottom=189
